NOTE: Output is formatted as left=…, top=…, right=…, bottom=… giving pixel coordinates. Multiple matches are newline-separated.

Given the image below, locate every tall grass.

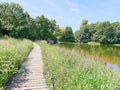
left=38, top=42, right=120, bottom=90
left=0, top=38, right=33, bottom=89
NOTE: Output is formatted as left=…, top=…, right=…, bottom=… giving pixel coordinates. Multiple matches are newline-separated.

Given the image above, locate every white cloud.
left=64, top=0, right=79, bottom=12
left=71, top=8, right=78, bottom=12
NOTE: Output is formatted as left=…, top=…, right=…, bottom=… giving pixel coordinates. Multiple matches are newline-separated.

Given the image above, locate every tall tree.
left=75, top=20, right=119, bottom=44
left=75, top=20, right=91, bottom=43
left=0, top=3, right=30, bottom=38
left=74, top=30, right=81, bottom=43
left=34, top=15, right=57, bottom=42
left=80, top=19, right=88, bottom=26
left=111, top=22, right=120, bottom=43
left=94, top=22, right=116, bottom=44
left=59, top=26, right=75, bottom=42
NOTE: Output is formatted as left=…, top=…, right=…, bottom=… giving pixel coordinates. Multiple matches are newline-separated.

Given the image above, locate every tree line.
left=0, top=3, right=74, bottom=43
left=0, top=3, right=56, bottom=42
left=0, top=3, right=120, bottom=44
left=74, top=20, right=120, bottom=44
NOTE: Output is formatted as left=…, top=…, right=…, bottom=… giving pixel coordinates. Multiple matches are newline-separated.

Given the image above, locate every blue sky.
left=0, top=0, right=120, bottom=31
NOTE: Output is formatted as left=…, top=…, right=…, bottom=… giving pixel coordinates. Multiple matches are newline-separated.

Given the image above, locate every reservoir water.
left=59, top=43, right=120, bottom=72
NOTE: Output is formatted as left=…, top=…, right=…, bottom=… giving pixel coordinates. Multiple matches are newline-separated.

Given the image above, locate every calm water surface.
left=59, top=43, right=120, bottom=72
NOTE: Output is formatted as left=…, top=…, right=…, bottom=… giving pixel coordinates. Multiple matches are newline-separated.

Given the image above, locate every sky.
left=0, top=0, right=120, bottom=31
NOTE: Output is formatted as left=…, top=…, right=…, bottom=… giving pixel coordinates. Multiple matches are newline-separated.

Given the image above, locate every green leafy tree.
left=94, top=22, right=116, bottom=44
left=0, top=3, right=31, bottom=38
left=59, top=26, right=75, bottom=42
left=75, top=20, right=91, bottom=43
left=80, top=19, right=88, bottom=26
left=53, top=25, right=62, bottom=40
left=34, top=15, right=57, bottom=42
left=79, top=26, right=91, bottom=43
left=75, top=20, right=119, bottom=44
left=111, top=22, right=120, bottom=43
left=74, top=30, right=81, bottom=43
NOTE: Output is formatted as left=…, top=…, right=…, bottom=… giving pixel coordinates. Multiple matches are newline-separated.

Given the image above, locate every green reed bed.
left=38, top=42, right=120, bottom=90
left=0, top=38, right=33, bottom=89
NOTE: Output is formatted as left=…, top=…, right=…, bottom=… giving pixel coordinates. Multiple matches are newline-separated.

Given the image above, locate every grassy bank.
left=0, top=38, right=33, bottom=89
left=38, top=42, right=120, bottom=90
left=87, top=42, right=100, bottom=46
left=88, top=42, right=120, bottom=47
left=113, top=44, right=120, bottom=46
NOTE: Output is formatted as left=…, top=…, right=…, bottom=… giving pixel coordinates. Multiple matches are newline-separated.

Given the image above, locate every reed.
left=39, top=42, right=120, bottom=90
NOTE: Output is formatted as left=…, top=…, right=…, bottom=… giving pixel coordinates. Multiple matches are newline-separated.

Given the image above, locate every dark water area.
left=59, top=43, right=120, bottom=72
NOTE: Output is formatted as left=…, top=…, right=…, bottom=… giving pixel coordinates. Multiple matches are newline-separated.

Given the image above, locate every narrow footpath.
left=6, top=43, right=48, bottom=90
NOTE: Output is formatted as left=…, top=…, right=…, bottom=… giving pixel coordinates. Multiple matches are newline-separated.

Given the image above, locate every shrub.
left=0, top=38, right=33, bottom=89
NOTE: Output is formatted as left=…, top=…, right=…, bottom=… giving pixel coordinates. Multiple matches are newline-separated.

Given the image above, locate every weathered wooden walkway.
left=6, top=43, right=48, bottom=90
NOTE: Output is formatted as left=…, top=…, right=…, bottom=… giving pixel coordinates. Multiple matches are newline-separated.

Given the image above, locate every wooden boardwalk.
left=6, top=43, right=49, bottom=90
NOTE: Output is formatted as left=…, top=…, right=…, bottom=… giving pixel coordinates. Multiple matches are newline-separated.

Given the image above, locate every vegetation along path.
left=6, top=43, right=48, bottom=90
